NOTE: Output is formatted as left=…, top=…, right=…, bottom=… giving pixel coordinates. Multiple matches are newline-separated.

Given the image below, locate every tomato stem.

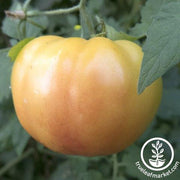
left=0, top=148, right=34, bottom=176
left=79, top=0, right=95, bottom=37
left=95, top=16, right=107, bottom=37
left=26, top=5, right=80, bottom=17
left=112, top=154, right=119, bottom=180
left=23, top=0, right=32, bottom=11
left=26, top=18, right=46, bottom=29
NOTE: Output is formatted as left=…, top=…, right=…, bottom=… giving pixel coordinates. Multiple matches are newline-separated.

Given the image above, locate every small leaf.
left=158, top=154, right=164, bottom=158
left=80, top=6, right=95, bottom=39
left=0, top=49, right=12, bottom=102
left=130, top=0, right=174, bottom=37
left=12, top=116, right=30, bottom=156
left=159, top=148, right=164, bottom=154
left=152, top=149, right=156, bottom=154
left=8, top=37, right=34, bottom=61
left=105, top=24, right=139, bottom=41
left=130, top=23, right=148, bottom=37
left=0, top=117, right=14, bottom=151
left=156, top=140, right=160, bottom=147
left=159, top=143, right=163, bottom=149
left=2, top=1, right=22, bottom=39
left=152, top=143, right=156, bottom=149
left=88, top=0, right=104, bottom=14
left=2, top=1, right=48, bottom=40
left=25, top=16, right=48, bottom=37
left=152, top=155, right=156, bottom=158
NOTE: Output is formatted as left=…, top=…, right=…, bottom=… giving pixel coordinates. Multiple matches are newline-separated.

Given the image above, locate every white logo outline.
left=140, top=137, right=174, bottom=171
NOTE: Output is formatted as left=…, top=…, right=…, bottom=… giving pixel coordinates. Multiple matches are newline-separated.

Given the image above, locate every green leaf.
left=130, top=23, right=149, bottom=37
left=158, top=89, right=180, bottom=119
left=0, top=113, right=30, bottom=154
left=10, top=39, right=18, bottom=46
left=80, top=170, right=103, bottom=180
left=25, top=15, right=48, bottom=37
left=2, top=1, right=22, bottom=39
left=163, top=67, right=180, bottom=88
left=2, top=1, right=48, bottom=40
left=0, top=114, right=15, bottom=152
left=130, top=0, right=179, bottom=37
left=12, top=116, right=30, bottom=156
left=121, top=145, right=146, bottom=180
left=138, top=2, right=180, bottom=93
left=80, top=6, right=94, bottom=39
left=0, top=49, right=13, bottom=102
left=105, top=24, right=140, bottom=41
left=50, top=157, right=89, bottom=180
left=8, top=37, right=34, bottom=61
left=88, top=0, right=104, bottom=14
left=33, top=0, right=60, bottom=10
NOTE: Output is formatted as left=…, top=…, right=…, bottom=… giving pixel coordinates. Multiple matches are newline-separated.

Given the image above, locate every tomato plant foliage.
left=138, top=1, right=180, bottom=93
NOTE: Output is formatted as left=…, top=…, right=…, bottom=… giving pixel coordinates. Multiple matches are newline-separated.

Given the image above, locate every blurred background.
left=0, top=0, right=179, bottom=180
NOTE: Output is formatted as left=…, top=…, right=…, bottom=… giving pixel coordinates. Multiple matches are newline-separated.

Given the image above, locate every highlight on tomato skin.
left=11, top=35, right=162, bottom=156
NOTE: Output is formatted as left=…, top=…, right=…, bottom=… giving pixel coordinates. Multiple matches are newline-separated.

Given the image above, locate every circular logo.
left=140, top=137, right=174, bottom=171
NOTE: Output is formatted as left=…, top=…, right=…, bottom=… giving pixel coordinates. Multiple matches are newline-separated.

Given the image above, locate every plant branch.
left=79, top=0, right=87, bottom=7
left=0, top=148, right=34, bottom=176
left=23, top=0, right=32, bottom=11
left=26, top=4, right=80, bottom=17
left=79, top=0, right=95, bottom=36
left=26, top=18, right=46, bottom=29
left=112, top=154, right=119, bottom=180
left=5, top=0, right=96, bottom=38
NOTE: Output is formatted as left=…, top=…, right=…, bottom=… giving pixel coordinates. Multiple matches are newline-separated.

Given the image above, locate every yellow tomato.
left=11, top=36, right=162, bottom=156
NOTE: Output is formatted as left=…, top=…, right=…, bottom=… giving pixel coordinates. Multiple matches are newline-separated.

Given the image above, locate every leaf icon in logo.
left=158, top=143, right=163, bottom=149
left=152, top=149, right=156, bottom=154
left=160, top=148, right=164, bottom=154
left=156, top=140, right=160, bottom=147
left=149, top=140, right=166, bottom=168
left=158, top=154, right=164, bottom=158
left=141, top=137, right=174, bottom=171
left=152, top=143, right=156, bottom=149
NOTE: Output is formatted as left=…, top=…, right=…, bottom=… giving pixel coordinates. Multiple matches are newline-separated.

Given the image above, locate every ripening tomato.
left=11, top=36, right=162, bottom=156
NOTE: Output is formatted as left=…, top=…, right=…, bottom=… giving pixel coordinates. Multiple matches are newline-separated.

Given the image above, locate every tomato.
left=11, top=36, right=162, bottom=156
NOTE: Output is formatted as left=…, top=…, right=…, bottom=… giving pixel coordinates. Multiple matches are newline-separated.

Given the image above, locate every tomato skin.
left=11, top=36, right=162, bottom=156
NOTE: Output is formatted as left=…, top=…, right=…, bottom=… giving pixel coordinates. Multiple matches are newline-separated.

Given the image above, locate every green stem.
left=79, top=0, right=86, bottom=7
left=26, top=0, right=95, bottom=37
left=22, top=20, right=27, bottom=38
left=79, top=0, right=95, bottom=36
left=23, top=0, right=32, bottom=11
left=26, top=5, right=80, bottom=17
left=112, top=154, right=119, bottom=180
left=0, top=148, right=34, bottom=176
left=95, top=16, right=106, bottom=37
left=26, top=18, right=46, bottom=29
left=6, top=0, right=96, bottom=38
left=92, top=32, right=106, bottom=37
left=17, top=20, right=23, bottom=40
